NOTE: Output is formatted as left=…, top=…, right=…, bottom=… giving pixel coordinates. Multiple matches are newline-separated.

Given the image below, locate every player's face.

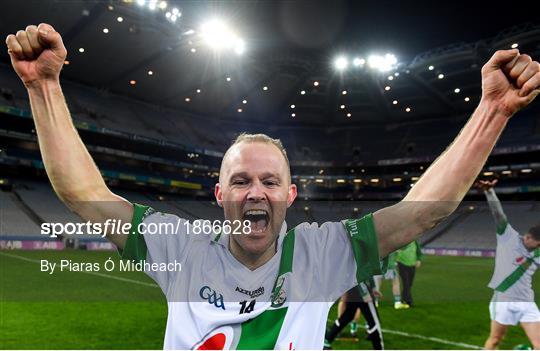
left=523, top=233, right=540, bottom=251
left=215, top=142, right=297, bottom=258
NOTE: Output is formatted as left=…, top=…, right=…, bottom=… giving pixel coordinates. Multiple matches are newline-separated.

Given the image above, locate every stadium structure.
left=0, top=1, right=539, bottom=349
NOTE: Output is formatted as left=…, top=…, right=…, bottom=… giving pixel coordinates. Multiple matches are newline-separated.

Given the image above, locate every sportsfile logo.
left=199, top=286, right=226, bottom=310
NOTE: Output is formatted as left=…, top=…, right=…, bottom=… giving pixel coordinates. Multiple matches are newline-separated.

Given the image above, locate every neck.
left=229, top=239, right=277, bottom=271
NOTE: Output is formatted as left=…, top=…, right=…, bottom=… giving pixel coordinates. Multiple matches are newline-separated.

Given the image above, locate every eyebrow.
left=228, top=172, right=281, bottom=180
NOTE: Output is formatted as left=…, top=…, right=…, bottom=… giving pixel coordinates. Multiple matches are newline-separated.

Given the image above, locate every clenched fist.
left=5, top=23, right=67, bottom=87
left=481, top=49, right=540, bottom=117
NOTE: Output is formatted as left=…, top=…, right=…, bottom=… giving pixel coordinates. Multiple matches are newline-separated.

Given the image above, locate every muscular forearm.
left=484, top=188, right=508, bottom=230
left=27, top=80, right=132, bottom=248
left=27, top=80, right=109, bottom=202
left=404, top=101, right=508, bottom=223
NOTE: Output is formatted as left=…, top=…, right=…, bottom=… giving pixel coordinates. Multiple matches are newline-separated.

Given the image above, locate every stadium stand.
left=0, top=189, right=41, bottom=235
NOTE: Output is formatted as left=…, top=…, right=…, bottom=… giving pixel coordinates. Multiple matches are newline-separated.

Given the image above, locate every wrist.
left=25, top=78, right=61, bottom=92
left=478, top=98, right=514, bottom=119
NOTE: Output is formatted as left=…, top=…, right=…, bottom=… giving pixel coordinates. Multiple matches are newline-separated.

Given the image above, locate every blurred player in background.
left=6, top=22, right=540, bottom=350
left=374, top=252, right=409, bottom=309
left=324, top=280, right=384, bottom=350
left=396, top=240, right=422, bottom=307
left=476, top=180, right=540, bottom=349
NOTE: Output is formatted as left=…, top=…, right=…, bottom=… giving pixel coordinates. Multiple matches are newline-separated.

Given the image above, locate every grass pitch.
left=1, top=250, right=538, bottom=349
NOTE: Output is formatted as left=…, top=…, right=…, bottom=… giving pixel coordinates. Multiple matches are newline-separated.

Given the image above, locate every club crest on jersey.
left=271, top=275, right=287, bottom=307
left=200, top=285, right=226, bottom=310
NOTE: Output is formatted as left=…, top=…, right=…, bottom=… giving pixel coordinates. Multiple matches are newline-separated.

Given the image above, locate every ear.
left=286, top=183, right=297, bottom=208
left=215, top=183, right=223, bottom=207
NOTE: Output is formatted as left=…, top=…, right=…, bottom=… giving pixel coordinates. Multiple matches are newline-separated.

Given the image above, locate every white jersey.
left=488, top=223, right=540, bottom=302
left=121, top=204, right=384, bottom=350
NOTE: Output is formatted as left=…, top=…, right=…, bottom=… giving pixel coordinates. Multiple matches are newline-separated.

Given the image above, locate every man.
left=374, top=252, right=408, bottom=309
left=324, top=280, right=384, bottom=350
left=396, top=240, right=422, bottom=307
left=5, top=23, right=540, bottom=349
left=476, top=180, right=540, bottom=350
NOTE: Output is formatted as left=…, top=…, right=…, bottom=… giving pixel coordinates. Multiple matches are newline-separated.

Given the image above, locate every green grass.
left=0, top=251, right=538, bottom=349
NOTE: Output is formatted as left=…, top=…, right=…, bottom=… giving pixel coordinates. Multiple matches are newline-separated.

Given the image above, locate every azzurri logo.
left=200, top=286, right=226, bottom=310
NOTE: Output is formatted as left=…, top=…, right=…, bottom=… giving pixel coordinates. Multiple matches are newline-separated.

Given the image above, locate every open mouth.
left=243, top=209, right=270, bottom=234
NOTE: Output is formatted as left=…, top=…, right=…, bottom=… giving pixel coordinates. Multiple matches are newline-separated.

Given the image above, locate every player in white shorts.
left=7, top=22, right=540, bottom=350
left=476, top=180, right=540, bottom=349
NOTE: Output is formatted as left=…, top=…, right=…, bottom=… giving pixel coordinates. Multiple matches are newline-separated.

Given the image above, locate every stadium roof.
left=1, top=0, right=539, bottom=126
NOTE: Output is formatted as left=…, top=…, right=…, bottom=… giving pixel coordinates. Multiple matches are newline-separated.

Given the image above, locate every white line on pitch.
left=337, top=328, right=482, bottom=349
left=0, top=251, right=158, bottom=288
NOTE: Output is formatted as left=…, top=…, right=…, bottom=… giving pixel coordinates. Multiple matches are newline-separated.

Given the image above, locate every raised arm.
left=374, top=49, right=540, bottom=257
left=5, top=23, right=133, bottom=249
left=475, top=180, right=508, bottom=233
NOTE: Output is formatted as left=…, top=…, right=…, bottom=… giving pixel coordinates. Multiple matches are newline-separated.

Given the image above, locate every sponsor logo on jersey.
left=235, top=286, right=264, bottom=298
left=516, top=256, right=526, bottom=265
left=199, top=285, right=226, bottom=310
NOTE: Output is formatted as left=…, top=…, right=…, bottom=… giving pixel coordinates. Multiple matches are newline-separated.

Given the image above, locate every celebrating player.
left=476, top=180, right=540, bottom=349
left=5, top=23, right=540, bottom=349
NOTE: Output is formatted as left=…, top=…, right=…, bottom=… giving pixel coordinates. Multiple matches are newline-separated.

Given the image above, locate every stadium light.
left=511, top=43, right=518, bottom=49
left=340, top=105, right=345, bottom=109
left=242, top=99, right=247, bottom=104
left=334, top=56, right=348, bottom=71
left=346, top=113, right=351, bottom=117
left=454, top=88, right=460, bottom=93
left=341, top=90, right=347, bottom=95
left=352, top=57, right=365, bottom=67
left=464, top=97, right=470, bottom=102
left=438, top=73, right=444, bottom=79
left=388, top=75, right=394, bottom=80
left=428, top=65, right=434, bottom=70
left=405, top=107, right=411, bottom=112
left=201, top=18, right=244, bottom=54
left=313, top=81, right=319, bottom=86
left=521, top=169, right=532, bottom=173
left=78, top=47, right=85, bottom=53
left=103, top=28, right=109, bottom=34
left=392, top=100, right=398, bottom=105
left=148, top=0, right=157, bottom=10
left=367, top=54, right=397, bottom=72
left=263, top=86, right=268, bottom=91
left=147, top=70, right=153, bottom=75
left=136, top=0, right=146, bottom=6
left=129, top=80, right=136, bottom=85
left=196, top=89, right=201, bottom=93
left=158, top=1, right=167, bottom=9
left=300, top=90, right=306, bottom=95
left=384, top=86, right=391, bottom=91
left=117, top=16, right=123, bottom=22
left=502, top=170, right=512, bottom=175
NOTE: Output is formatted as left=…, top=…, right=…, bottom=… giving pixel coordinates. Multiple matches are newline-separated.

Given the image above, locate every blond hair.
left=220, top=133, right=291, bottom=182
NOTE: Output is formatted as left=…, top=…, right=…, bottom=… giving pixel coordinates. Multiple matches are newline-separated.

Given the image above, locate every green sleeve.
left=118, top=203, right=154, bottom=262
left=344, top=214, right=387, bottom=284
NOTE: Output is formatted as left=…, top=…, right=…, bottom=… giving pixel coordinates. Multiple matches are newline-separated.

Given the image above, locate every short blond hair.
left=220, top=133, right=291, bottom=182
